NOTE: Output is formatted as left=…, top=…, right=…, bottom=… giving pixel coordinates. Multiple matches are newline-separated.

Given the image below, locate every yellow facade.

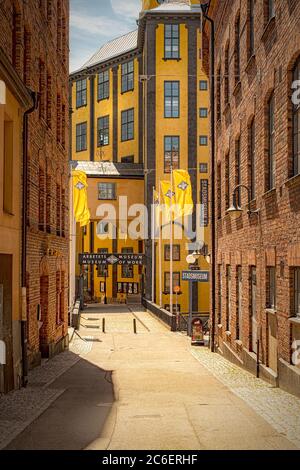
left=71, top=2, right=210, bottom=314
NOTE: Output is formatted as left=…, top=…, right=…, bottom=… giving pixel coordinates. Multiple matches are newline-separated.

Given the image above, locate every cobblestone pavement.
left=191, top=347, right=300, bottom=449
left=0, top=350, right=80, bottom=450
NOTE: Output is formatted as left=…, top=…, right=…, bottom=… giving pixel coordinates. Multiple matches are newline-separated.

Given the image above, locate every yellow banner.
left=72, top=170, right=90, bottom=227
left=173, top=170, right=194, bottom=217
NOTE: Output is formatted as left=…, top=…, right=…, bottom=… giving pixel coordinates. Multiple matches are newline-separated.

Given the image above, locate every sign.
left=182, top=271, right=209, bottom=282
left=191, top=318, right=204, bottom=345
left=200, top=179, right=209, bottom=227
left=79, top=253, right=145, bottom=266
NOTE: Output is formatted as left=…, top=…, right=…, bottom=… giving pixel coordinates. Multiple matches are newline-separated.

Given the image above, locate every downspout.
left=201, top=1, right=216, bottom=353
left=21, top=90, right=39, bottom=387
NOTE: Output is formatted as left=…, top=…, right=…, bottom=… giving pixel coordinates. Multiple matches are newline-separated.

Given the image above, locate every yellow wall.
left=154, top=24, right=210, bottom=314
left=0, top=87, right=22, bottom=323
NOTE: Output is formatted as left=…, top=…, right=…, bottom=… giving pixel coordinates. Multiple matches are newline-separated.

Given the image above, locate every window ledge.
left=163, top=57, right=181, bottom=62
left=235, top=340, right=243, bottom=347
left=289, top=316, right=300, bottom=325
left=266, top=308, right=277, bottom=316
left=225, top=330, right=231, bottom=338
left=97, top=97, right=110, bottom=103
left=261, top=16, right=276, bottom=42
left=285, top=172, right=300, bottom=188
left=245, top=54, right=256, bottom=73
left=217, top=323, right=223, bottom=331
left=262, top=187, right=276, bottom=199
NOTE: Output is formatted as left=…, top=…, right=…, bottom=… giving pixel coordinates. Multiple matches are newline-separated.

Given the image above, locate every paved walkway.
left=1, top=305, right=300, bottom=450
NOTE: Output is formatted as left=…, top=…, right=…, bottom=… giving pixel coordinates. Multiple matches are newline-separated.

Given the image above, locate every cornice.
left=0, top=46, right=33, bottom=109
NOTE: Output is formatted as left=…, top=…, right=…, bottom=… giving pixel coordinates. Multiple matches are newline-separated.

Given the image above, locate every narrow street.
left=1, top=306, right=299, bottom=450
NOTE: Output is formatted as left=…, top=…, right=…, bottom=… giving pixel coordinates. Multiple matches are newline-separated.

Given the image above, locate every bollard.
left=102, top=317, right=106, bottom=334
left=133, top=318, right=137, bottom=334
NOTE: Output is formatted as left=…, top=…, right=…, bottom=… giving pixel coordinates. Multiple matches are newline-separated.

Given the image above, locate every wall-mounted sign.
left=79, top=253, right=145, bottom=266
left=200, top=179, right=209, bottom=227
left=182, top=271, right=209, bottom=282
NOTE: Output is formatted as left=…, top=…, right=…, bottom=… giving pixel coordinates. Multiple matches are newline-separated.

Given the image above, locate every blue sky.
left=70, top=0, right=141, bottom=72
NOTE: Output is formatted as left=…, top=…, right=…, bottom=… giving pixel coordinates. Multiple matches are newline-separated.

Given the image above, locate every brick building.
left=0, top=0, right=70, bottom=388
left=203, top=0, right=300, bottom=397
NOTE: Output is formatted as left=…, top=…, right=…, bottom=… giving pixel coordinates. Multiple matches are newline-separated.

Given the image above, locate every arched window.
left=292, top=58, right=300, bottom=176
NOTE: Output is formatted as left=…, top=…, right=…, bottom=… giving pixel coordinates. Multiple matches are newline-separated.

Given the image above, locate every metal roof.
left=74, top=29, right=138, bottom=73
left=71, top=160, right=144, bottom=178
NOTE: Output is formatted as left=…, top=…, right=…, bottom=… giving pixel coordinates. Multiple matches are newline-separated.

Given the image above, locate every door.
left=0, top=254, right=14, bottom=393
left=268, top=312, right=278, bottom=373
left=251, top=267, right=257, bottom=354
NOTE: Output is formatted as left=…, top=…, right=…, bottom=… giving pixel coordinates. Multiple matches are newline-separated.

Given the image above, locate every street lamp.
left=227, top=184, right=260, bottom=220
left=103, top=267, right=108, bottom=305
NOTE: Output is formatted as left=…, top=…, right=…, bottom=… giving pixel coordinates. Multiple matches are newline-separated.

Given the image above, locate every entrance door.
left=268, top=312, right=278, bottom=373
left=251, top=267, right=257, bottom=354
left=0, top=254, right=14, bottom=393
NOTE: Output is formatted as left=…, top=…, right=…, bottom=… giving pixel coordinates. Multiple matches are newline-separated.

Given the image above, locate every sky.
left=70, top=0, right=141, bottom=72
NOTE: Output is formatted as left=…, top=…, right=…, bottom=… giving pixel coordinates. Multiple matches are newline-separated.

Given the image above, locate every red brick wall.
left=209, top=0, right=300, bottom=367
left=0, top=0, right=70, bottom=363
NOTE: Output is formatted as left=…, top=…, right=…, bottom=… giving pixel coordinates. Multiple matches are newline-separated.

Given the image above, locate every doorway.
left=0, top=254, right=14, bottom=393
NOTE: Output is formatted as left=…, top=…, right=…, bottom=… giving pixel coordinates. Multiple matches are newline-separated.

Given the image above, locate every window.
left=164, top=136, right=179, bottom=172
left=164, top=272, right=180, bottom=294
left=164, top=245, right=180, bottom=261
left=267, top=0, right=275, bottom=22
left=164, top=81, right=179, bottom=118
left=248, top=0, right=255, bottom=58
left=39, top=60, right=45, bottom=120
left=56, top=183, right=61, bottom=236
left=121, top=61, right=134, bottom=93
left=225, top=152, right=230, bottom=210
left=98, top=70, right=109, bottom=100
left=61, top=187, right=65, bottom=237
left=224, top=44, right=229, bottom=105
left=217, top=163, right=222, bottom=219
left=199, top=136, right=208, bottom=146
left=199, top=80, right=208, bottom=91
left=121, top=248, right=134, bottom=279
left=24, top=29, right=31, bottom=87
left=56, top=271, right=61, bottom=324
left=121, top=155, right=134, bottom=163
left=267, top=93, right=275, bottom=190
left=226, top=266, right=231, bottom=331
left=237, top=266, right=242, bottom=340
left=249, top=119, right=256, bottom=199
left=97, top=221, right=109, bottom=235
left=218, top=264, right=222, bottom=324
left=294, top=268, right=300, bottom=317
left=292, top=58, right=300, bottom=176
left=217, top=66, right=221, bottom=121
left=250, top=267, right=257, bottom=353
left=234, top=15, right=241, bottom=84
left=12, top=6, right=21, bottom=72
left=267, top=267, right=276, bottom=310
left=199, top=108, right=208, bottom=118
left=97, top=249, right=108, bottom=277
left=76, top=79, right=87, bottom=108
left=121, top=108, right=134, bottom=141
left=76, top=122, right=87, bottom=152
left=164, top=24, right=180, bottom=59
left=39, top=167, right=45, bottom=230
left=235, top=137, right=241, bottom=206
left=3, top=119, right=13, bottom=214
left=98, top=182, right=116, bottom=200
left=98, top=116, right=109, bottom=146
left=56, top=94, right=61, bottom=143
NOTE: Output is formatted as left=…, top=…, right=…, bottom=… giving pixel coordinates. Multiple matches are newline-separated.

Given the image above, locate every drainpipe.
left=21, top=90, right=39, bottom=388
left=201, top=1, right=216, bottom=353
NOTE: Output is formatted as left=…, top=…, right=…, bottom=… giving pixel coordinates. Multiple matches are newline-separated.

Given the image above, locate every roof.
left=150, top=0, right=201, bottom=12
left=71, top=160, right=144, bottom=178
left=74, top=29, right=138, bottom=73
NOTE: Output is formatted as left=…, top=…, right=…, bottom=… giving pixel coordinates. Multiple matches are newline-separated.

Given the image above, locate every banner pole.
left=152, top=186, right=155, bottom=303
left=170, top=166, right=173, bottom=316
left=159, top=183, right=163, bottom=308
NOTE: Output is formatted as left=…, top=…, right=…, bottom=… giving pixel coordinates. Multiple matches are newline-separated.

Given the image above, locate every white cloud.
left=110, top=0, right=140, bottom=19
left=70, top=12, right=133, bottom=38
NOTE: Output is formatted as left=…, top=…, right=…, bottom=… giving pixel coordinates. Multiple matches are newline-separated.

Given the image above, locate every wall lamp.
left=227, top=184, right=260, bottom=220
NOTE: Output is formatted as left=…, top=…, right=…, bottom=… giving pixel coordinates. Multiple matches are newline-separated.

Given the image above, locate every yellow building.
left=0, top=50, right=33, bottom=392
left=70, top=0, right=210, bottom=317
